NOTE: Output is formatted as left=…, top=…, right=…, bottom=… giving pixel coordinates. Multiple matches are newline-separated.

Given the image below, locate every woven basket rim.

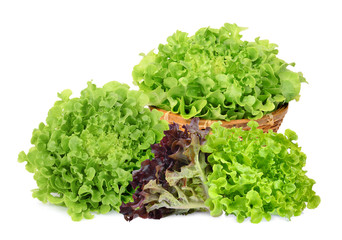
left=149, top=103, right=289, bottom=128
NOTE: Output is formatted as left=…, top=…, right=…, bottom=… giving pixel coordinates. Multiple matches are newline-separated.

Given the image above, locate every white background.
left=1, top=0, right=341, bottom=239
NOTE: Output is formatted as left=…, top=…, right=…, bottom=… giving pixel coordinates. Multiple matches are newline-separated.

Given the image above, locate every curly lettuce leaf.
left=279, top=70, right=301, bottom=101
left=18, top=81, right=168, bottom=221
left=133, top=23, right=306, bottom=120
left=120, top=119, right=210, bottom=221
left=202, top=121, right=320, bottom=223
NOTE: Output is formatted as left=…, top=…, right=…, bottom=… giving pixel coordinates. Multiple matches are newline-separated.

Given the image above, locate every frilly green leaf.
left=19, top=81, right=168, bottom=220
left=133, top=23, right=306, bottom=120
left=285, top=129, right=298, bottom=141
left=202, top=122, right=320, bottom=223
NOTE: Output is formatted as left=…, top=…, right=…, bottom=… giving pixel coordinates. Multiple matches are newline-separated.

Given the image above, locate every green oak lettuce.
left=18, top=81, right=168, bottom=221
left=120, top=119, right=320, bottom=223
left=203, top=121, right=320, bottom=223
left=133, top=23, right=307, bottom=120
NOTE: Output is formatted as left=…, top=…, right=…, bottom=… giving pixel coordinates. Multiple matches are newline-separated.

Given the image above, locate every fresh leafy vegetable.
left=18, top=81, right=168, bottom=221
left=203, top=121, right=320, bottom=223
left=133, top=23, right=307, bottom=120
left=120, top=118, right=210, bottom=220
left=121, top=119, right=320, bottom=223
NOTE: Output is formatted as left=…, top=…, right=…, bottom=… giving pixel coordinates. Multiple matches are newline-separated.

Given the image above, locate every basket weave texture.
left=150, top=104, right=288, bottom=133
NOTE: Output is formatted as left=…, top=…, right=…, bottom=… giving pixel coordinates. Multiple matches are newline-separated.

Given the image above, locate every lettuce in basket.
left=18, top=81, right=168, bottom=221
left=132, top=23, right=307, bottom=120
left=120, top=119, right=320, bottom=223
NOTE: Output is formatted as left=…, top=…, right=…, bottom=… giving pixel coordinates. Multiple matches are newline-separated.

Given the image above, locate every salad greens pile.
left=18, top=81, right=168, bottom=221
left=18, top=23, right=319, bottom=223
left=132, top=23, right=307, bottom=120
left=120, top=119, right=320, bottom=223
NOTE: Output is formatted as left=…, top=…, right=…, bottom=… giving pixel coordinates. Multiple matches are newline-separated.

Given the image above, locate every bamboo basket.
left=150, top=104, right=288, bottom=133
